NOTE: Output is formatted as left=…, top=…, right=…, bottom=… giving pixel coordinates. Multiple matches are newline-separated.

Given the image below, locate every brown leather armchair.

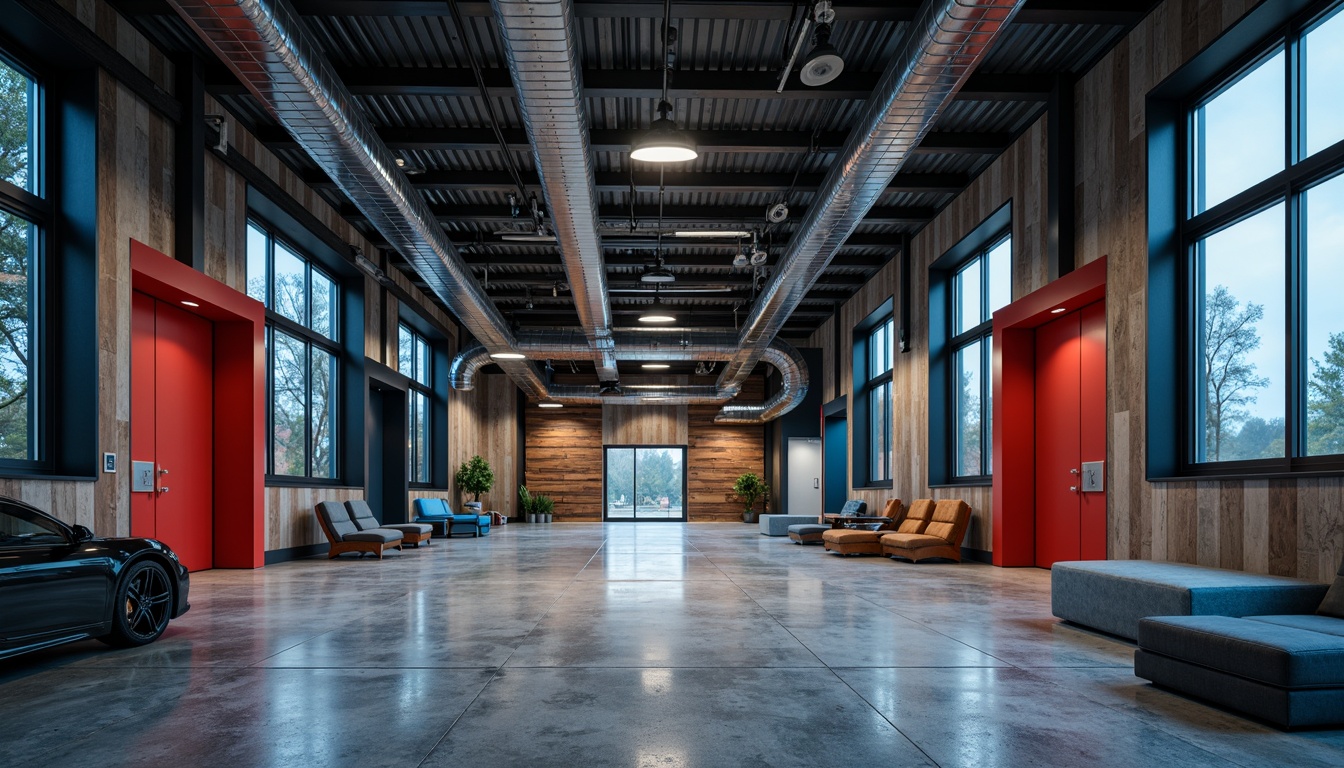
left=880, top=499, right=971, bottom=562
left=820, top=499, right=907, bottom=555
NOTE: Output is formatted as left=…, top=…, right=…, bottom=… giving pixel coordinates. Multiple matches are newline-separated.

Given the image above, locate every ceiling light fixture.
left=673, top=230, right=752, bottom=239
left=1050, top=307, right=1067, bottom=314
left=642, top=363, right=671, bottom=370
left=489, top=351, right=527, bottom=360
left=630, top=2, right=697, bottom=163
left=638, top=284, right=676, bottom=324
left=800, top=2, right=844, bottom=87
left=538, top=402, right=564, bottom=408
left=180, top=300, right=200, bottom=308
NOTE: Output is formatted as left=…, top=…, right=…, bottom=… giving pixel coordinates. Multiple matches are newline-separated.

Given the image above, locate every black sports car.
left=0, top=496, right=190, bottom=660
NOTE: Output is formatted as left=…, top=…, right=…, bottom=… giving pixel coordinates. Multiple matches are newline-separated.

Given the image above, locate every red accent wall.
left=130, top=240, right=266, bottom=569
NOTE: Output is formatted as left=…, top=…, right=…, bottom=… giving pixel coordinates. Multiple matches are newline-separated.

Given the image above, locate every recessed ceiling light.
left=1050, top=307, right=1067, bottom=314
left=489, top=352, right=527, bottom=360
left=181, top=300, right=200, bottom=307
left=538, top=402, right=563, bottom=408
left=642, top=363, right=671, bottom=370
left=638, top=312, right=676, bottom=324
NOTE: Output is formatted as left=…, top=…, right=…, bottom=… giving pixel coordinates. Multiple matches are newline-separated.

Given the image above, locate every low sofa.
left=788, top=499, right=867, bottom=544
left=1133, top=558, right=1344, bottom=728
left=314, top=500, right=403, bottom=559
left=1052, top=560, right=1328, bottom=641
left=413, top=498, right=491, bottom=538
left=880, top=499, right=970, bottom=562
left=345, top=500, right=432, bottom=547
left=821, top=499, right=906, bottom=555
left=759, top=514, right=822, bottom=536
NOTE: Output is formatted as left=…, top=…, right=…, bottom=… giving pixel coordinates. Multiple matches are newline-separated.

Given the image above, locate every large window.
left=399, top=323, right=431, bottom=485
left=0, top=55, right=40, bottom=465
left=949, top=235, right=1011, bottom=479
left=248, top=220, right=340, bottom=480
left=852, top=300, right=894, bottom=487
left=1177, top=1, right=1344, bottom=472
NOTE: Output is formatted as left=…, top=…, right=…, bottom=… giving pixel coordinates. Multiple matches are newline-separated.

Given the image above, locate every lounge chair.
left=413, top=498, right=490, bottom=538
left=314, top=501, right=403, bottom=559
left=880, top=499, right=971, bottom=562
left=821, top=498, right=908, bottom=555
left=345, top=500, right=433, bottom=548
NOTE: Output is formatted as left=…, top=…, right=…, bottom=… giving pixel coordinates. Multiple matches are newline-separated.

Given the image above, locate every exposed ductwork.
left=489, top=0, right=619, bottom=383
left=171, top=0, right=810, bottom=422
left=449, top=336, right=809, bottom=420
left=715, top=0, right=1025, bottom=395
left=168, top=0, right=551, bottom=400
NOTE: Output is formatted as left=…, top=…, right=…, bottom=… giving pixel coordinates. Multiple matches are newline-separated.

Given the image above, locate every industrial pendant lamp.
left=630, top=0, right=697, bottom=163
left=800, top=2, right=844, bottom=87
left=638, top=284, right=676, bottom=324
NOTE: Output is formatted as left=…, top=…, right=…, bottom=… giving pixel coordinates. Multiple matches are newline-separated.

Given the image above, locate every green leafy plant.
left=533, top=494, right=555, bottom=516
left=518, top=484, right=533, bottom=515
left=455, top=455, right=495, bottom=502
left=733, top=472, right=766, bottom=515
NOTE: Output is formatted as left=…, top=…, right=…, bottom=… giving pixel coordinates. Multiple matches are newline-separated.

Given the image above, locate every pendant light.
left=638, top=283, right=676, bottom=324
left=630, top=0, right=697, bottom=163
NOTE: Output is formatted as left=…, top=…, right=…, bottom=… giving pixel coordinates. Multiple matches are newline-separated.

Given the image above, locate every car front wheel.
left=101, top=560, right=174, bottom=647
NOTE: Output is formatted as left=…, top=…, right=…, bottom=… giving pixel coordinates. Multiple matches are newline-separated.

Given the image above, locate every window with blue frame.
left=853, top=300, right=894, bottom=487
left=1150, top=0, right=1344, bottom=476
left=247, top=220, right=340, bottom=480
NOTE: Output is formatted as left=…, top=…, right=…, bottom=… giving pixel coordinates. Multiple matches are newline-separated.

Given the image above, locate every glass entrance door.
left=604, top=446, right=687, bottom=521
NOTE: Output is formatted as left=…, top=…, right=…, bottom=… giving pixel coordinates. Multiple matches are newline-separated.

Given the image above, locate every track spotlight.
left=800, top=2, right=844, bottom=87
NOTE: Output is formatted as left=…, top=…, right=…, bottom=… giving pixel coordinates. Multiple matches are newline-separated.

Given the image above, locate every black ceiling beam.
left=257, top=126, right=1012, bottom=156
left=308, top=169, right=967, bottom=195
left=341, top=202, right=935, bottom=226
left=448, top=251, right=895, bottom=269
left=157, top=0, right=1142, bottom=25
left=214, top=67, right=1051, bottom=104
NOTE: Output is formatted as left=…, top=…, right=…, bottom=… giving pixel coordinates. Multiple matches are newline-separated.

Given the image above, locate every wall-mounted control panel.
left=1081, top=461, right=1104, bottom=492
left=131, top=461, right=156, bottom=493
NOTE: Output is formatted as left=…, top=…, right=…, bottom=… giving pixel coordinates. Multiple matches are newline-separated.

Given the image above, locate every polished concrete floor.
left=2, top=523, right=1342, bottom=767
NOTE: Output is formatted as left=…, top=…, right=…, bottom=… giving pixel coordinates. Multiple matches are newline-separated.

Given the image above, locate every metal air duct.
left=715, top=0, right=1025, bottom=395
left=490, top=0, right=619, bottom=383
left=168, top=0, right=549, bottom=400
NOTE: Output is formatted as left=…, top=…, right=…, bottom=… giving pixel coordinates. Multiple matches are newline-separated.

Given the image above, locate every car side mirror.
left=72, top=524, right=94, bottom=543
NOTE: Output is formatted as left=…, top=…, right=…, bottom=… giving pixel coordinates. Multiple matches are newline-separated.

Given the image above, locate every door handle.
left=158, top=487, right=170, bottom=494
left=813, top=478, right=820, bottom=488
left=1069, top=486, right=1078, bottom=493
left=158, top=467, right=169, bottom=494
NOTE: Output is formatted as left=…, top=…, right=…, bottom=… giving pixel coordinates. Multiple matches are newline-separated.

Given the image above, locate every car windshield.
left=0, top=503, right=67, bottom=546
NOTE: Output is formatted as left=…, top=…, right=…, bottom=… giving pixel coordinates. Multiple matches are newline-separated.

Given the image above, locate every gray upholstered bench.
left=759, top=514, right=818, bottom=536
left=1136, top=614, right=1344, bottom=728
left=1051, top=560, right=1328, bottom=640
left=787, top=524, right=829, bottom=544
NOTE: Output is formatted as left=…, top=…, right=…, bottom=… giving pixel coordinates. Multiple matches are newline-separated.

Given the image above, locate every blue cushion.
left=413, top=498, right=450, bottom=520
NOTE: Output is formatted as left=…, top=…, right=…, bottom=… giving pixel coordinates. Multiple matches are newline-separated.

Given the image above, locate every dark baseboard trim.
left=264, top=543, right=328, bottom=564
left=961, top=546, right=993, bottom=565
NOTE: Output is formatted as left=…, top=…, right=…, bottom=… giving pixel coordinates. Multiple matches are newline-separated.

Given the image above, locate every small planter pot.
left=543, top=513, right=553, bottom=523
left=742, top=510, right=757, bottom=524
left=527, top=513, right=537, bottom=524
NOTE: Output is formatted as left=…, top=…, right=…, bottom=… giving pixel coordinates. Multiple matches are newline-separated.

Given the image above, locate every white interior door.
left=787, top=438, right=823, bottom=516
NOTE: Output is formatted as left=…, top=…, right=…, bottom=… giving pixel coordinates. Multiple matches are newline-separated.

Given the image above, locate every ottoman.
left=1051, top=560, right=1328, bottom=640
left=381, top=523, right=433, bottom=548
left=1136, top=614, right=1344, bottom=728
left=787, top=524, right=828, bottom=544
left=759, top=514, right=819, bottom=536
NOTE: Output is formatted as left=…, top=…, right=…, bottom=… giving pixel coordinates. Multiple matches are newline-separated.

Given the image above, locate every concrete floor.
left=2, top=523, right=1342, bottom=768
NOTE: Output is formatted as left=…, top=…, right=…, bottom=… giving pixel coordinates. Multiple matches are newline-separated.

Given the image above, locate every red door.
left=131, top=292, right=215, bottom=572
left=1033, top=301, right=1107, bottom=567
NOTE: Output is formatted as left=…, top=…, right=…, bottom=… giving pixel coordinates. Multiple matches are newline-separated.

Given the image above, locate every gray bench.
left=1051, top=560, right=1328, bottom=641
left=759, top=514, right=819, bottom=536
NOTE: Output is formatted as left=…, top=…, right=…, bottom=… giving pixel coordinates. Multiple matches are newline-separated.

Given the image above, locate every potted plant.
left=518, top=484, right=535, bottom=523
left=456, top=455, right=495, bottom=508
left=534, top=493, right=555, bottom=524
left=733, top=472, right=766, bottom=524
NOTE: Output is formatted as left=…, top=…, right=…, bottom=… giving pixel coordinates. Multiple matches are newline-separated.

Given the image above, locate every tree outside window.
left=0, top=58, right=38, bottom=463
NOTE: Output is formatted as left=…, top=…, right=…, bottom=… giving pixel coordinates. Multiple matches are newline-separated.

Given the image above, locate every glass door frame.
left=602, top=444, right=688, bottom=522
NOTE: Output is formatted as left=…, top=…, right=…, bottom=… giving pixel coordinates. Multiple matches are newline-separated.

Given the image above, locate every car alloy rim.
left=124, top=566, right=172, bottom=640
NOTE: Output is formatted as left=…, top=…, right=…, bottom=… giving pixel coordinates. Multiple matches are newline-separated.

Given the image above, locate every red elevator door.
left=131, top=292, right=215, bottom=572
left=1034, top=301, right=1107, bottom=568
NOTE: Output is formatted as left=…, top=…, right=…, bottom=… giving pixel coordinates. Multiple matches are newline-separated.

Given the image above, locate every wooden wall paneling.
left=265, top=486, right=362, bottom=552
left=448, top=374, right=519, bottom=517
left=602, top=404, right=689, bottom=445
left=525, top=405, right=604, bottom=521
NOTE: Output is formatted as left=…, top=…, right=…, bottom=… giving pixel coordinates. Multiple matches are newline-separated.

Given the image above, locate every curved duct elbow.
left=714, top=340, right=810, bottom=424
left=448, top=344, right=493, bottom=390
